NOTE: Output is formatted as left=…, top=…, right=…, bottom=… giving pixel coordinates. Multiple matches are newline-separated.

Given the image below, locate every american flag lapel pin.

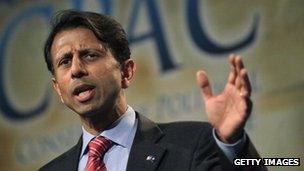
left=146, top=155, right=156, bottom=163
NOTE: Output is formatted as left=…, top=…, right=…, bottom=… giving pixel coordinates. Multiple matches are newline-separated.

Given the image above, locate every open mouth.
left=72, top=84, right=95, bottom=102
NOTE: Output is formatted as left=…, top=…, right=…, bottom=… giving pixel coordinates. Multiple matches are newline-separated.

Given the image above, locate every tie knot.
left=88, top=136, right=113, bottom=158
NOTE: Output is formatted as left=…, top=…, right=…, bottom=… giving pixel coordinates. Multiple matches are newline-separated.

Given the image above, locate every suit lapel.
left=126, top=113, right=166, bottom=171
left=61, top=137, right=82, bottom=171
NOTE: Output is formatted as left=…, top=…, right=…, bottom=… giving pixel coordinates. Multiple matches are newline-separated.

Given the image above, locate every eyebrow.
left=55, top=52, right=73, bottom=66
left=54, top=47, right=107, bottom=66
left=78, top=48, right=107, bottom=57
left=78, top=49, right=92, bottom=57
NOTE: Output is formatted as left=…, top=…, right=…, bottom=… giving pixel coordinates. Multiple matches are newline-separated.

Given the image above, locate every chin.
left=74, top=104, right=110, bottom=118
left=75, top=107, right=97, bottom=117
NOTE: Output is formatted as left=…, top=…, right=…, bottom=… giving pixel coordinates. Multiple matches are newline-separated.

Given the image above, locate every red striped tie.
left=85, top=136, right=113, bottom=171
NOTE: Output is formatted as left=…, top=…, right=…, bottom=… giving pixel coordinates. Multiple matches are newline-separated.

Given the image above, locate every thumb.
left=196, top=70, right=213, bottom=99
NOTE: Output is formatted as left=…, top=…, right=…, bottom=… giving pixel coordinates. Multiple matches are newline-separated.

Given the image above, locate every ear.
left=121, top=59, right=136, bottom=89
left=52, top=77, right=65, bottom=104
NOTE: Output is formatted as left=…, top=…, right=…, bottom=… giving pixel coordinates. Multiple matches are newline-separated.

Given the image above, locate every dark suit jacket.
left=40, top=113, right=266, bottom=171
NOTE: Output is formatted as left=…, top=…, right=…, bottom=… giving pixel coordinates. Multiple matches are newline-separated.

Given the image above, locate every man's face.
left=51, top=27, right=122, bottom=116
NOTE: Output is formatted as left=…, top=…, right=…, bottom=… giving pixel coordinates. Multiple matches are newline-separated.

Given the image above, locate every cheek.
left=55, top=77, right=71, bottom=96
left=55, top=70, right=71, bottom=83
left=110, top=69, right=122, bottom=86
left=94, top=62, right=121, bottom=82
left=98, top=73, right=121, bottom=88
left=60, top=84, right=70, bottom=96
left=96, top=70, right=122, bottom=93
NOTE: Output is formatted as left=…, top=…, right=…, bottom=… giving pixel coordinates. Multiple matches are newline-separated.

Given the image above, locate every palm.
left=197, top=55, right=251, bottom=143
left=206, top=84, right=247, bottom=140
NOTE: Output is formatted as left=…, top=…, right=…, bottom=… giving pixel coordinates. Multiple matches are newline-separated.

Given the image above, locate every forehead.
left=51, top=27, right=104, bottom=58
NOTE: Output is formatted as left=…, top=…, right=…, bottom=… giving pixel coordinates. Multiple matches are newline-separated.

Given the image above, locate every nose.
left=71, top=57, right=88, bottom=78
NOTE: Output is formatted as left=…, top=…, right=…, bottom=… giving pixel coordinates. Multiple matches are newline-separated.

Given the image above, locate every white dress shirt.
left=78, top=106, right=138, bottom=171
left=78, top=105, right=245, bottom=171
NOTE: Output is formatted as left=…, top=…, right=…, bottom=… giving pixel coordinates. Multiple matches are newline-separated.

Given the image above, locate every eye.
left=58, top=57, right=71, bottom=66
left=85, top=53, right=99, bottom=60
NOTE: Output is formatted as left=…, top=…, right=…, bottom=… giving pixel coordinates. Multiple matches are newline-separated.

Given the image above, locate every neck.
left=79, top=92, right=127, bottom=136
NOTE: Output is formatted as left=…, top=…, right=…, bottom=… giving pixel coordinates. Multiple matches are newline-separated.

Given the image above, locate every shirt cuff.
left=212, top=129, right=246, bottom=162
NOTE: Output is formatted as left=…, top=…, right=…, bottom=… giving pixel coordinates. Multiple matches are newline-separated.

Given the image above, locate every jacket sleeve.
left=191, top=124, right=267, bottom=171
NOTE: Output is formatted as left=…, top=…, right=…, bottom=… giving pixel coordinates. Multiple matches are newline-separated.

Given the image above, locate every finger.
left=228, top=54, right=237, bottom=84
left=234, top=55, right=252, bottom=97
left=234, top=56, right=244, bottom=86
left=235, top=71, right=243, bottom=90
left=240, top=69, right=252, bottom=97
left=235, top=69, right=251, bottom=97
left=235, top=55, right=245, bottom=74
left=240, top=61, right=251, bottom=95
left=239, top=69, right=251, bottom=97
left=196, top=70, right=213, bottom=99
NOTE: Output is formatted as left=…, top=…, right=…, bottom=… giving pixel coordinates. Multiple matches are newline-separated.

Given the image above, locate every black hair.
left=44, top=9, right=131, bottom=74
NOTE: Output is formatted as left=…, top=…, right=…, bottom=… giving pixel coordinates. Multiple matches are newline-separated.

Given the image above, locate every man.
left=40, top=10, right=264, bottom=171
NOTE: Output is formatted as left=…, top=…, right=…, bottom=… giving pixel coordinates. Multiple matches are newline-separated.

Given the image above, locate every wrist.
left=215, top=129, right=244, bottom=144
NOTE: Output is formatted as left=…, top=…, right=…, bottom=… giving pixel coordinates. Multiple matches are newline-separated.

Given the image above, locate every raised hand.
left=196, top=54, right=252, bottom=143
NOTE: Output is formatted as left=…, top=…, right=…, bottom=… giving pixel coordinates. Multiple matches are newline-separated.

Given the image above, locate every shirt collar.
left=80, top=106, right=136, bottom=157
